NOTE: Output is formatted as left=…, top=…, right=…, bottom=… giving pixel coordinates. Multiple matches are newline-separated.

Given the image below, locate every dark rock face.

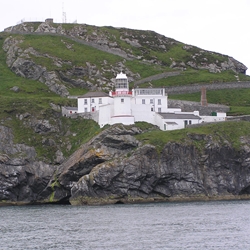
left=54, top=125, right=250, bottom=205
left=0, top=126, right=56, bottom=204
left=69, top=136, right=250, bottom=205
left=1, top=124, right=250, bottom=206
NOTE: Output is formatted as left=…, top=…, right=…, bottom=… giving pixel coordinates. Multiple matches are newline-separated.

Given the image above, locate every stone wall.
left=168, top=99, right=229, bottom=116
left=227, top=115, right=250, bottom=121
left=166, top=82, right=250, bottom=94
left=134, top=71, right=181, bottom=86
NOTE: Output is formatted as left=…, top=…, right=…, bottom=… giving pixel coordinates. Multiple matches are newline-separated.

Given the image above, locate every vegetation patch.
left=135, top=121, right=250, bottom=152
left=169, top=88, right=250, bottom=115
left=18, top=34, right=122, bottom=70
left=139, top=70, right=245, bottom=88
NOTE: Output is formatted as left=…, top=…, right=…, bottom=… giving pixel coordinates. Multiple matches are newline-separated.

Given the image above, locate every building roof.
left=159, top=113, right=201, bottom=120
left=165, top=122, right=178, bottom=125
left=78, top=92, right=110, bottom=98
left=64, top=107, right=78, bottom=111
left=116, top=72, right=127, bottom=79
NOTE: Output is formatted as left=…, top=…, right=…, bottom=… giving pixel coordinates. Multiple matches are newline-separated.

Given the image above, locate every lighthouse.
left=109, top=72, right=134, bottom=125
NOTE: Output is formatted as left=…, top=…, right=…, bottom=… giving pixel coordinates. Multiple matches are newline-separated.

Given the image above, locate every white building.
left=76, top=72, right=208, bottom=131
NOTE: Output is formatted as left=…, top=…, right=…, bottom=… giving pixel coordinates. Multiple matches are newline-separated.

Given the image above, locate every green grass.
left=0, top=35, right=59, bottom=99
left=18, top=34, right=122, bottom=70
left=59, top=117, right=101, bottom=156
left=125, top=60, right=166, bottom=79
left=0, top=35, right=101, bottom=162
left=2, top=109, right=101, bottom=162
left=169, top=88, right=250, bottom=115
left=134, top=121, right=157, bottom=131
left=150, top=43, right=190, bottom=66
left=170, top=88, right=250, bottom=106
left=6, top=30, right=249, bottom=91
left=139, top=70, right=245, bottom=88
left=135, top=121, right=250, bottom=152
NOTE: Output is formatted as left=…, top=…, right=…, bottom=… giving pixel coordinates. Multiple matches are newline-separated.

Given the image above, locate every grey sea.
left=1, top=200, right=250, bottom=249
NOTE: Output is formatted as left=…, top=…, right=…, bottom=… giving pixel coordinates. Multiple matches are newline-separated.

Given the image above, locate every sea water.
left=1, top=200, right=250, bottom=249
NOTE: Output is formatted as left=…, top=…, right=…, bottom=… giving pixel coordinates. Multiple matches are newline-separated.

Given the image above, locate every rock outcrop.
left=2, top=22, right=248, bottom=97
left=0, top=126, right=56, bottom=205
left=5, top=22, right=248, bottom=75
left=3, top=36, right=69, bottom=96
left=66, top=126, right=250, bottom=205
left=2, top=121, right=250, bottom=206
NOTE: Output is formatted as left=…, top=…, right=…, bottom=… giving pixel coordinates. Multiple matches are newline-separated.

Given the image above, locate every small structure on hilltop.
left=45, top=18, right=53, bottom=24
left=63, top=72, right=227, bottom=131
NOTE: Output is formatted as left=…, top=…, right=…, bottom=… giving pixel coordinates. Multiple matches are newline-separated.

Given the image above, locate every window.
left=150, top=99, right=153, bottom=104
left=116, top=79, right=128, bottom=89
left=158, top=108, right=161, bottom=112
left=91, top=99, right=95, bottom=103
left=164, top=124, right=166, bottom=130
left=151, top=107, right=154, bottom=111
left=99, top=98, right=102, bottom=104
left=142, top=99, right=145, bottom=104
left=136, top=89, right=162, bottom=95
left=189, top=120, right=192, bottom=125
left=121, top=98, right=124, bottom=103
left=84, top=99, right=87, bottom=105
left=184, top=120, right=188, bottom=127
left=84, top=108, right=87, bottom=112
left=158, top=99, right=161, bottom=105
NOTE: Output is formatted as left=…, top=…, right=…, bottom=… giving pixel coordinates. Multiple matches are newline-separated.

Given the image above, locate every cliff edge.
left=1, top=122, right=250, bottom=206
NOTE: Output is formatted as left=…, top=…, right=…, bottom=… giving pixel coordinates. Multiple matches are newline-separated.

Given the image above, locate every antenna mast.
left=62, top=2, right=67, bottom=23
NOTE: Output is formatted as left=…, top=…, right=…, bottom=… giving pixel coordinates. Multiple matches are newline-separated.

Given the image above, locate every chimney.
left=201, top=87, right=207, bottom=106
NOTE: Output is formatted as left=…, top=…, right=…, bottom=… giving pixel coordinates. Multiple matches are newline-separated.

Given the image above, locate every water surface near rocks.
left=1, top=200, right=250, bottom=249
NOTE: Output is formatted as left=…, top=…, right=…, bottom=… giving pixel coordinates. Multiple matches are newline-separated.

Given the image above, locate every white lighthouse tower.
left=109, top=72, right=134, bottom=125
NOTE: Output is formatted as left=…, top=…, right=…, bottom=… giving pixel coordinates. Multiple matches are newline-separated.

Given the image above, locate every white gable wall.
left=110, top=116, right=135, bottom=125
left=162, top=118, right=200, bottom=130
left=131, top=103, right=156, bottom=124
left=154, top=113, right=165, bottom=130
left=134, top=96, right=168, bottom=112
left=99, top=104, right=112, bottom=127
left=78, top=96, right=112, bottom=113
left=113, top=96, right=132, bottom=116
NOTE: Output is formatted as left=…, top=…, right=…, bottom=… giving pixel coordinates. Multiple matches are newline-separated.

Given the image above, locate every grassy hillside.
left=4, top=23, right=250, bottom=90
left=139, top=69, right=249, bottom=88
left=1, top=24, right=250, bottom=163
left=0, top=35, right=102, bottom=162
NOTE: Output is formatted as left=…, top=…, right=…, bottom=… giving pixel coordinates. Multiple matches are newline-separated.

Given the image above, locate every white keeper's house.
left=64, top=72, right=227, bottom=131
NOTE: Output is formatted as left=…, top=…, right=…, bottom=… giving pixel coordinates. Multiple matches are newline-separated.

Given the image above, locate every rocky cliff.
left=0, top=125, right=56, bottom=205
left=1, top=122, right=250, bottom=206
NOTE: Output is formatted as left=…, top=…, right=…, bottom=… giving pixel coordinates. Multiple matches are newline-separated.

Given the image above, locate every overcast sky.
left=1, top=0, right=250, bottom=74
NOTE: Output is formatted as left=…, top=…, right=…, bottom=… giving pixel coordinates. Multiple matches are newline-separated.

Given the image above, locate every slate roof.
left=78, top=92, right=110, bottom=98
left=159, top=113, right=201, bottom=120
left=64, top=107, right=78, bottom=111
left=165, top=122, right=178, bottom=125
